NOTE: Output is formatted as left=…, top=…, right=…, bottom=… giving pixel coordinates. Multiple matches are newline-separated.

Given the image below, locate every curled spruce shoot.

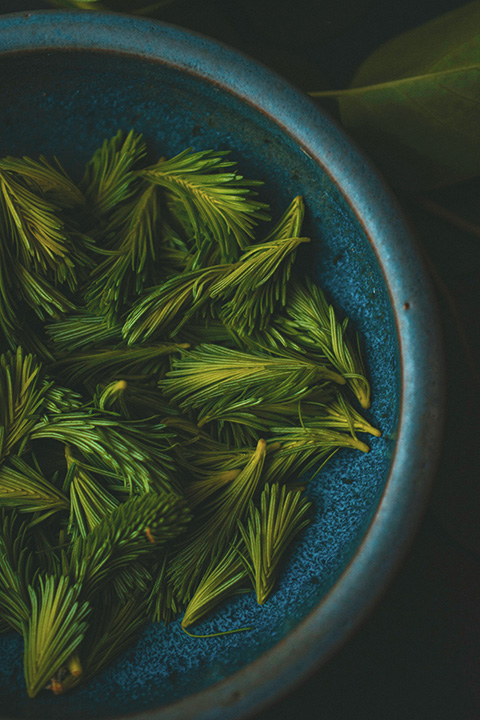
left=95, top=379, right=175, bottom=421
left=237, top=483, right=312, bottom=605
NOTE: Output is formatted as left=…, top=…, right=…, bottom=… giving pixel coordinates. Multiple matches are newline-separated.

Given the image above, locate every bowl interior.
left=0, top=43, right=399, bottom=719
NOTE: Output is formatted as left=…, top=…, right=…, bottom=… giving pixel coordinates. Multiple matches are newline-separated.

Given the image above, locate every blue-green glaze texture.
left=0, top=12, right=443, bottom=720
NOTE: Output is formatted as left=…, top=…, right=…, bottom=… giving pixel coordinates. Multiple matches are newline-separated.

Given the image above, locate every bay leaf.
left=312, top=1, right=480, bottom=190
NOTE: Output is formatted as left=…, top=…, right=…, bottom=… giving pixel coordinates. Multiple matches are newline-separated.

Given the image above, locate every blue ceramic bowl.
left=0, top=10, right=443, bottom=720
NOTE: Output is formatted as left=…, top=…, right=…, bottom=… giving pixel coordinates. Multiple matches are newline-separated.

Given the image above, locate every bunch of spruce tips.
left=0, top=129, right=380, bottom=697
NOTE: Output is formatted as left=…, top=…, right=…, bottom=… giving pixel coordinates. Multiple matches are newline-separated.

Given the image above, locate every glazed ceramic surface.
left=0, top=11, right=443, bottom=720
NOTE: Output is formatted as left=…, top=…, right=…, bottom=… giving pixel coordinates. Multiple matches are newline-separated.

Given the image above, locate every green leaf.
left=47, top=0, right=104, bottom=7
left=312, top=1, right=480, bottom=189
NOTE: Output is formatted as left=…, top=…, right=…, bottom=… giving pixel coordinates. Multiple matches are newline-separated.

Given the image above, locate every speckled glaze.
left=0, top=11, right=443, bottom=720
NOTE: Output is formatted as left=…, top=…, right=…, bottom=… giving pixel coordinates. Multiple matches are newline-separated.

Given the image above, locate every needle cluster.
left=0, top=130, right=378, bottom=696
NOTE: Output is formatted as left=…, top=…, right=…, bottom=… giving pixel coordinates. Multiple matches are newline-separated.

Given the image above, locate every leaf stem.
left=415, top=196, right=480, bottom=239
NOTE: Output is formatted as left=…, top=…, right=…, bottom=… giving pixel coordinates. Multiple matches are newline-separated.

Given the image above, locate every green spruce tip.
left=85, top=181, right=164, bottom=321
left=181, top=537, right=249, bottom=629
left=168, top=438, right=267, bottom=604
left=237, top=483, right=312, bottom=605
left=0, top=347, right=50, bottom=464
left=80, top=129, right=146, bottom=217
left=140, top=147, right=270, bottom=265
left=122, top=231, right=309, bottom=344
left=0, top=513, right=34, bottom=633
left=0, top=455, right=69, bottom=525
left=69, top=491, right=191, bottom=600
left=160, top=344, right=346, bottom=443
left=23, top=574, right=90, bottom=698
left=280, top=278, right=371, bottom=409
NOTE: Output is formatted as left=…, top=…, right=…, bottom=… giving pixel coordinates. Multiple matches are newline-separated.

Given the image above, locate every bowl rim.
left=0, top=10, right=445, bottom=720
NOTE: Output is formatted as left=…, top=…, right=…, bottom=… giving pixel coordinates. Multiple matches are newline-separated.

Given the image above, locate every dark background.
left=1, top=1, right=479, bottom=718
